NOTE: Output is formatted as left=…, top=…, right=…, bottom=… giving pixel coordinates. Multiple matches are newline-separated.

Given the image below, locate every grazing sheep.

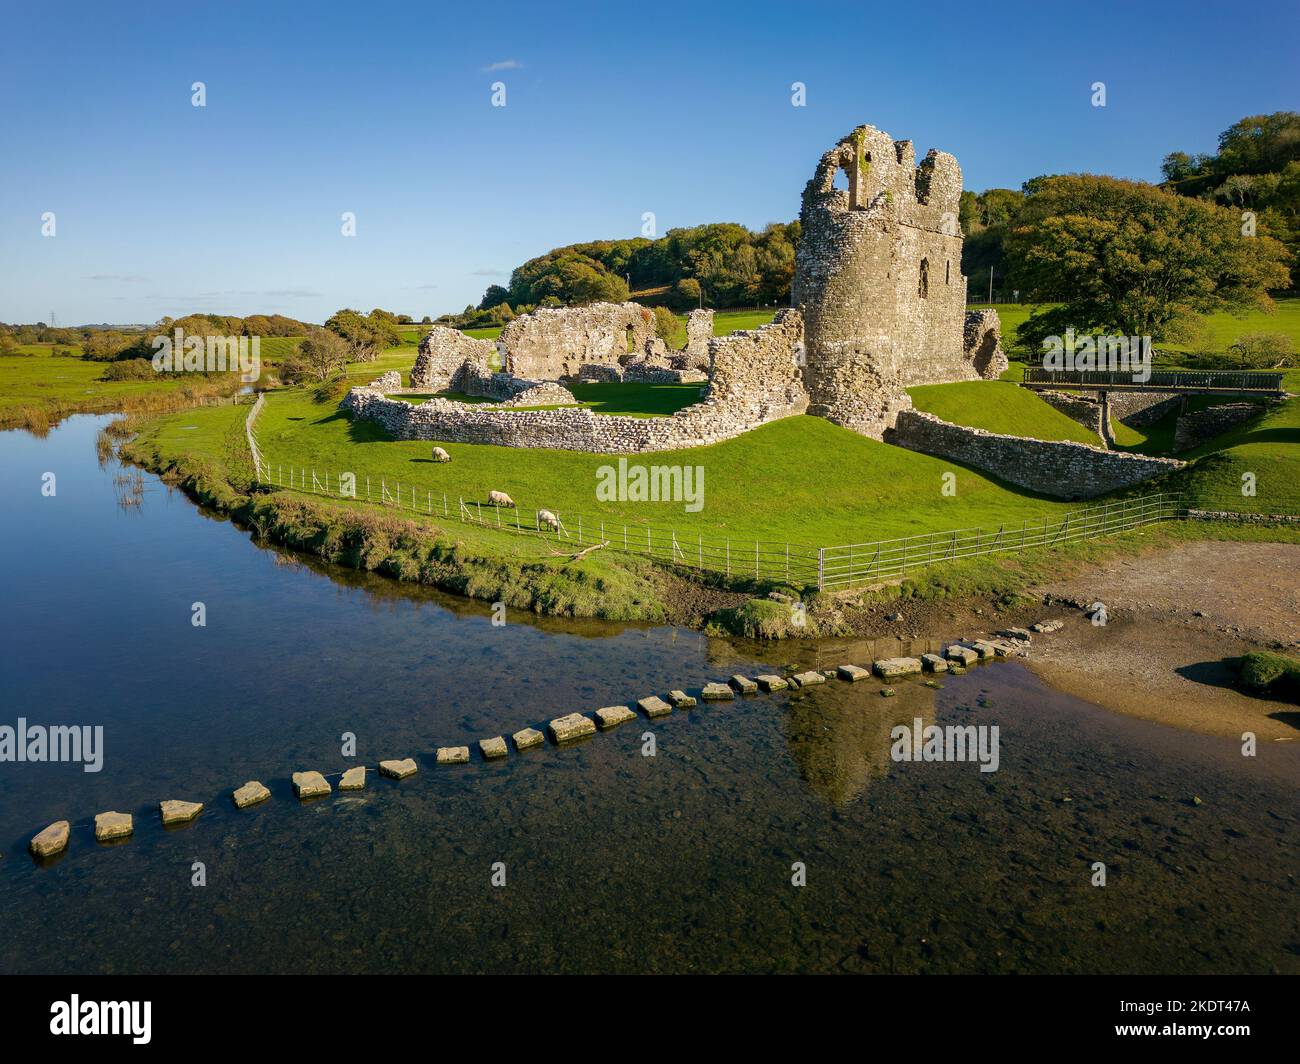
left=431, top=446, right=451, bottom=463
left=537, top=509, right=561, bottom=531
left=488, top=490, right=515, bottom=508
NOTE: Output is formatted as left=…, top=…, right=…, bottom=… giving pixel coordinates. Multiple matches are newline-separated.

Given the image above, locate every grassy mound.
left=1232, top=651, right=1300, bottom=703
left=906, top=380, right=1102, bottom=444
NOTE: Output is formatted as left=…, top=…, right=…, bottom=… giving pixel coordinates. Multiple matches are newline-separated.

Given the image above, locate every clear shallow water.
left=0, top=415, right=1296, bottom=974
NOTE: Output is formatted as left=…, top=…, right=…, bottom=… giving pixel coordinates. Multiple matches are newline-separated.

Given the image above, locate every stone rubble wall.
left=682, top=309, right=714, bottom=370
left=1172, top=402, right=1264, bottom=452
left=962, top=309, right=1008, bottom=379
left=1107, top=391, right=1181, bottom=427
left=886, top=410, right=1183, bottom=499
left=1034, top=391, right=1105, bottom=438
left=498, top=301, right=655, bottom=381
left=341, top=314, right=809, bottom=454
left=411, top=326, right=497, bottom=392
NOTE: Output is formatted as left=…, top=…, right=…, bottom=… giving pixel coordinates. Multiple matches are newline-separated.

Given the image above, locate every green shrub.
left=1233, top=651, right=1300, bottom=702
left=653, top=306, right=677, bottom=346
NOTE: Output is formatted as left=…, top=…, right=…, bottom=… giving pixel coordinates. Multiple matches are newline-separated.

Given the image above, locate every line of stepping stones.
left=22, top=620, right=1063, bottom=861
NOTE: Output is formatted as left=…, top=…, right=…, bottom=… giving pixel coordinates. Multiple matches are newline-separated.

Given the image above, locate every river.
left=0, top=414, right=1295, bottom=973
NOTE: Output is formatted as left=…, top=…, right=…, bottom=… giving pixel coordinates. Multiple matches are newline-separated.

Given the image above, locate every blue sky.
left=2, top=0, right=1296, bottom=326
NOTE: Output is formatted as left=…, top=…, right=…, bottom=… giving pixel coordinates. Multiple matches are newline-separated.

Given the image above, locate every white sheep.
left=537, top=509, right=561, bottom=531
left=488, top=490, right=515, bottom=508
left=431, top=446, right=451, bottom=463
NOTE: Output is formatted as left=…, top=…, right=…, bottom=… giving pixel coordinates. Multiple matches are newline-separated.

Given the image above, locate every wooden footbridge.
left=1021, top=368, right=1287, bottom=397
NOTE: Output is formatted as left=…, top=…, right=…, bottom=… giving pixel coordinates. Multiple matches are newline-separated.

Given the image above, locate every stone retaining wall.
left=886, top=410, right=1183, bottom=498
left=1035, top=391, right=1104, bottom=438
left=1172, top=402, right=1263, bottom=452
left=1107, top=391, right=1180, bottom=426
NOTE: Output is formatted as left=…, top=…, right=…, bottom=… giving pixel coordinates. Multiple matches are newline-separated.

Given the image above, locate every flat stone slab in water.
left=921, top=653, right=950, bottom=672
left=437, top=746, right=470, bottom=765
left=30, top=820, right=70, bottom=858
left=595, top=705, right=637, bottom=728
left=637, top=695, right=672, bottom=718
left=701, top=682, right=735, bottom=700
left=549, top=712, right=596, bottom=743
left=872, top=657, right=922, bottom=679
left=95, top=811, right=133, bottom=842
left=339, top=766, right=366, bottom=790
left=791, top=671, right=826, bottom=687
left=667, top=690, right=696, bottom=708
left=968, top=641, right=998, bottom=659
left=479, top=736, right=508, bottom=759
left=945, top=645, right=979, bottom=666
left=756, top=674, right=789, bottom=691
left=729, top=675, right=758, bottom=694
left=989, top=640, right=1027, bottom=658
left=512, top=727, right=545, bottom=751
left=1031, top=619, right=1064, bottom=633
left=292, top=770, right=332, bottom=799
left=378, top=758, right=417, bottom=780
left=836, top=664, right=870, bottom=682
left=159, top=799, right=204, bottom=825
left=233, top=780, right=271, bottom=808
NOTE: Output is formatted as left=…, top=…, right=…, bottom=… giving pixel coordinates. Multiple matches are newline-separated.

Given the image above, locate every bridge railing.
left=1023, top=368, right=1284, bottom=392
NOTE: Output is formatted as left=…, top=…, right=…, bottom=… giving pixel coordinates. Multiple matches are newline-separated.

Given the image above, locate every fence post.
left=817, top=547, right=825, bottom=591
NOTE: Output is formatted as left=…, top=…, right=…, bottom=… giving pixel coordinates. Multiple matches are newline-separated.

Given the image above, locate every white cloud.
left=481, top=59, right=522, bottom=72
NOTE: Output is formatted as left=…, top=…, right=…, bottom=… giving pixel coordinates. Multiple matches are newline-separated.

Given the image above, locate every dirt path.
left=1024, top=542, right=1300, bottom=739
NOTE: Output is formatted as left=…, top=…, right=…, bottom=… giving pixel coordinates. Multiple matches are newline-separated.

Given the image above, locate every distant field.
left=907, top=380, right=1101, bottom=444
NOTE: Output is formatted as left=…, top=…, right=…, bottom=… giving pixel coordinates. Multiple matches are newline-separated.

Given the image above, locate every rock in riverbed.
left=667, top=690, right=696, bottom=708
left=872, top=657, right=922, bottom=679
left=945, top=645, right=979, bottom=667
left=548, top=712, right=596, bottom=744
left=437, top=746, right=470, bottom=765
left=921, top=653, right=950, bottom=673
left=292, top=771, right=331, bottom=799
left=512, top=727, right=545, bottom=751
left=30, top=820, right=70, bottom=858
left=791, top=671, right=826, bottom=687
left=339, top=766, right=366, bottom=790
left=836, top=664, right=870, bottom=683
left=756, top=674, right=789, bottom=691
left=729, top=675, right=758, bottom=694
left=637, top=696, right=672, bottom=718
left=95, top=811, right=133, bottom=842
left=595, top=705, right=637, bottom=729
left=233, top=780, right=271, bottom=808
left=479, top=736, right=508, bottom=759
left=378, top=758, right=417, bottom=780
left=701, top=682, right=735, bottom=700
left=159, top=799, right=203, bottom=825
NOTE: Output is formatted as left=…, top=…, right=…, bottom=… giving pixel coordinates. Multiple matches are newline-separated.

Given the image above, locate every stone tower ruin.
left=792, top=125, right=978, bottom=437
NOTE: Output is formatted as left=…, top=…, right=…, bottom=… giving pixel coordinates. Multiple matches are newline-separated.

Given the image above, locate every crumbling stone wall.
left=1035, top=391, right=1105, bottom=438
left=1107, top=391, right=1181, bottom=427
left=1172, top=402, right=1264, bottom=452
left=706, top=308, right=809, bottom=419
left=682, top=309, right=714, bottom=370
left=962, top=309, right=1008, bottom=379
left=411, top=326, right=496, bottom=391
left=886, top=411, right=1182, bottom=499
left=499, top=301, right=655, bottom=381
left=793, top=125, right=971, bottom=438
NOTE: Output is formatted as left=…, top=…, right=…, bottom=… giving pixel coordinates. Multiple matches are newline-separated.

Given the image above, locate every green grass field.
left=907, top=380, right=1102, bottom=444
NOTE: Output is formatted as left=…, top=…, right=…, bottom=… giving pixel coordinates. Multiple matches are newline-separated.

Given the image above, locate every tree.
left=1006, top=174, right=1292, bottom=348
left=478, top=284, right=510, bottom=310
left=652, top=306, right=677, bottom=346
left=324, top=308, right=401, bottom=362
left=282, top=327, right=350, bottom=383
left=670, top=277, right=702, bottom=311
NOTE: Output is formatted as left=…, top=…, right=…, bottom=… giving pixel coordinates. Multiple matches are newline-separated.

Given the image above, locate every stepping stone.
left=756, top=674, right=789, bottom=692
left=963, top=641, right=998, bottom=660
left=233, top=780, right=271, bottom=808
left=637, top=695, right=673, bottom=718
left=945, top=645, right=979, bottom=667
left=339, top=766, right=366, bottom=791
left=549, top=712, right=596, bottom=744
left=997, top=627, right=1033, bottom=643
left=987, top=640, right=1026, bottom=658
left=872, top=657, right=922, bottom=679
left=95, top=811, right=133, bottom=842
left=921, top=653, right=950, bottom=673
left=595, top=705, right=637, bottom=729
left=159, top=799, right=203, bottom=826
left=437, top=746, right=470, bottom=765
left=1031, top=619, right=1064, bottom=633
left=836, top=664, right=870, bottom=682
left=512, top=727, right=545, bottom=751
left=701, top=682, right=734, bottom=701
left=667, top=690, right=696, bottom=708
left=378, top=758, right=417, bottom=780
left=479, top=736, right=508, bottom=759
left=292, top=770, right=331, bottom=799
left=791, top=671, right=825, bottom=687
left=729, top=675, right=758, bottom=695
left=30, top=820, right=70, bottom=858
